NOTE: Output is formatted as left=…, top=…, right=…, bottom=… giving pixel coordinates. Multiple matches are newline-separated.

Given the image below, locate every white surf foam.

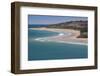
left=59, top=33, right=64, bottom=36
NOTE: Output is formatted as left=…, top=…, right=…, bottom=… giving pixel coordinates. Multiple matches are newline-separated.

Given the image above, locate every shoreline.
left=30, top=28, right=88, bottom=45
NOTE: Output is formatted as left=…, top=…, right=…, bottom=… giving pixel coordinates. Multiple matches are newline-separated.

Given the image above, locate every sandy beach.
left=30, top=28, right=88, bottom=45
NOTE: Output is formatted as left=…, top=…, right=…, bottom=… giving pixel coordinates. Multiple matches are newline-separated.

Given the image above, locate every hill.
left=46, top=21, right=88, bottom=38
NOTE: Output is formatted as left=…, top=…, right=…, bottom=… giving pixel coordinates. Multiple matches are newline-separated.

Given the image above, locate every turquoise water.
left=28, top=28, right=88, bottom=61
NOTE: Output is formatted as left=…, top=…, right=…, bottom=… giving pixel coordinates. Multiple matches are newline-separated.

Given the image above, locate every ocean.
left=28, top=28, right=88, bottom=61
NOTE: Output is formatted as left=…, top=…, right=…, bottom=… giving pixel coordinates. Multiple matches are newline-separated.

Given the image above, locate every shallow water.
left=28, top=28, right=88, bottom=61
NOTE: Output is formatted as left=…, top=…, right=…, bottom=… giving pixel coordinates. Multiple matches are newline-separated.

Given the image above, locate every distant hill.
left=46, top=21, right=87, bottom=30
left=46, top=20, right=88, bottom=38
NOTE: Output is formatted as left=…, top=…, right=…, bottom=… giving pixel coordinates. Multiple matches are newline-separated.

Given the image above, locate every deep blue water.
left=28, top=28, right=88, bottom=61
